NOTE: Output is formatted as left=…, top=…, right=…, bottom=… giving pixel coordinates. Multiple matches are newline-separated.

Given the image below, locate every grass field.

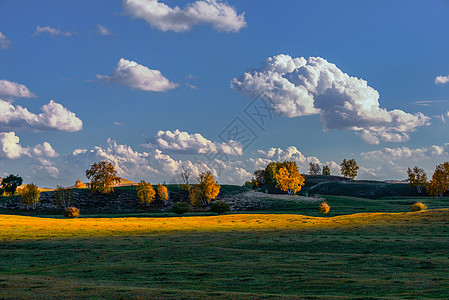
left=1, top=209, right=449, bottom=299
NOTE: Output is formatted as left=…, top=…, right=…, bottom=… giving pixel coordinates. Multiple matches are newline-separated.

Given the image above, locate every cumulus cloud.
left=362, top=144, right=449, bottom=161
left=122, top=0, right=246, bottom=32
left=0, top=132, right=58, bottom=160
left=231, top=55, right=430, bottom=144
left=32, top=142, right=58, bottom=158
left=0, top=99, right=83, bottom=132
left=435, top=75, right=449, bottom=85
left=32, top=25, right=75, bottom=37
left=0, top=80, right=36, bottom=99
left=0, top=31, right=12, bottom=49
left=97, top=24, right=113, bottom=35
left=97, top=58, right=178, bottom=92
left=145, top=129, right=243, bottom=155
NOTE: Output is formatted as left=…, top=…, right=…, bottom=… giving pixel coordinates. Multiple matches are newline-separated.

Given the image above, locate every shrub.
left=411, top=202, right=427, bottom=211
left=318, top=202, right=330, bottom=215
left=64, top=206, right=80, bottom=218
left=210, top=200, right=230, bottom=214
left=173, top=202, right=191, bottom=215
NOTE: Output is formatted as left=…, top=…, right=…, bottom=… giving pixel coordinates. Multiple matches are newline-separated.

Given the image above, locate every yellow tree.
left=275, top=162, right=305, bottom=195
left=406, top=166, right=427, bottom=193
left=157, top=184, right=169, bottom=206
left=85, top=161, right=121, bottom=194
left=340, top=159, right=359, bottom=179
left=426, top=162, right=449, bottom=197
left=136, top=180, right=156, bottom=206
left=189, top=172, right=220, bottom=206
left=319, top=202, right=330, bottom=216
left=20, top=183, right=40, bottom=210
left=74, top=180, right=86, bottom=189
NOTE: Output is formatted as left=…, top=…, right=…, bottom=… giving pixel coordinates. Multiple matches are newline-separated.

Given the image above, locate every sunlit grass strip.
left=0, top=209, right=447, bottom=240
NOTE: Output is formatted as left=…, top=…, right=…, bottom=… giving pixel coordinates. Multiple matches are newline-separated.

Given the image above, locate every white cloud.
left=145, top=129, right=243, bottom=155
left=231, top=55, right=430, bottom=144
left=0, top=132, right=58, bottom=160
left=362, top=144, right=449, bottom=161
left=97, top=58, right=178, bottom=92
left=0, top=80, right=36, bottom=99
left=0, top=31, right=12, bottom=49
left=122, top=0, right=246, bottom=32
left=0, top=99, right=83, bottom=132
left=32, top=142, right=58, bottom=158
left=35, top=158, right=59, bottom=178
left=97, top=24, right=113, bottom=35
left=32, top=25, right=75, bottom=37
left=435, top=75, right=449, bottom=85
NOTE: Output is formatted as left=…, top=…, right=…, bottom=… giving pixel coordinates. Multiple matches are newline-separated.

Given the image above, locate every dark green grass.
left=1, top=216, right=448, bottom=299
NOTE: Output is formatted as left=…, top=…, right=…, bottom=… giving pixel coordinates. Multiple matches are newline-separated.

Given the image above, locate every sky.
left=0, top=0, right=449, bottom=187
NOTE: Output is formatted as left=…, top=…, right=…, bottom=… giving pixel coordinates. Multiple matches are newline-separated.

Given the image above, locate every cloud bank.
left=122, top=0, right=246, bottom=32
left=231, top=55, right=430, bottom=144
left=97, top=58, right=178, bottom=92
left=0, top=132, right=58, bottom=160
left=0, top=80, right=36, bottom=99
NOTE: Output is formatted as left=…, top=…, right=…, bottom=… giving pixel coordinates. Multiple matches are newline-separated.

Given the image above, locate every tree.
left=406, top=166, right=427, bottom=193
left=322, top=165, right=331, bottom=176
left=309, top=162, right=321, bottom=175
left=85, top=161, right=121, bottom=194
left=426, top=162, right=449, bottom=197
left=181, top=166, right=190, bottom=185
left=189, top=172, right=220, bottom=206
left=136, top=180, right=156, bottom=206
left=319, top=202, right=330, bottom=216
left=54, top=186, right=73, bottom=209
left=340, top=159, right=359, bottom=179
left=20, top=183, right=40, bottom=210
left=253, top=169, right=266, bottom=186
left=1, top=174, right=23, bottom=196
left=275, top=162, right=305, bottom=195
left=157, top=184, right=169, bottom=206
left=74, top=180, right=86, bottom=189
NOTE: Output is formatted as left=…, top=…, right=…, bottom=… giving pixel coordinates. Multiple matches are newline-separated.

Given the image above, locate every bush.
left=172, top=202, right=191, bottom=215
left=411, top=202, right=427, bottom=211
left=64, top=206, right=80, bottom=218
left=318, top=202, right=330, bottom=215
left=210, top=200, right=230, bottom=214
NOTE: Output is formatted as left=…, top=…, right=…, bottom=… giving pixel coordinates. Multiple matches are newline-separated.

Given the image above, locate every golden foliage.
left=64, top=207, right=80, bottom=218
left=20, top=183, right=40, bottom=210
left=136, top=180, right=155, bottom=206
left=85, top=161, right=121, bottom=194
left=426, top=162, right=449, bottom=197
left=189, top=172, right=220, bottom=206
left=275, top=162, right=305, bottom=195
left=318, top=202, right=330, bottom=215
left=74, top=180, right=86, bottom=189
left=411, top=202, right=427, bottom=212
left=340, top=159, right=359, bottom=179
left=157, top=184, right=169, bottom=205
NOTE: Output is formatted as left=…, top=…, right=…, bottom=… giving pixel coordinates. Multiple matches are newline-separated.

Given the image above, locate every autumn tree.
left=54, top=186, right=73, bottom=209
left=319, top=202, right=330, bottom=216
left=20, top=183, right=40, bottom=210
left=309, top=162, right=321, bottom=175
left=322, top=165, right=331, bottom=176
left=426, top=162, right=449, bottom=197
left=406, top=166, right=427, bottom=193
left=74, top=180, right=86, bottom=189
left=136, top=180, right=156, bottom=206
left=340, top=159, right=359, bottom=179
left=275, top=162, right=305, bottom=195
left=181, top=166, right=190, bottom=185
left=157, top=184, right=169, bottom=206
left=189, top=172, right=220, bottom=206
left=85, top=161, right=121, bottom=194
left=1, top=174, right=23, bottom=196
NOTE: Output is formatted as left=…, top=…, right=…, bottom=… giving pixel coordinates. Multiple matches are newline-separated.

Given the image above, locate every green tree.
left=20, top=183, right=40, bottom=210
left=1, top=174, right=23, bottom=196
left=406, top=166, right=427, bottom=193
left=85, top=161, right=121, bottom=194
left=322, top=165, right=331, bottom=176
left=340, top=159, right=359, bottom=179
left=54, top=186, right=73, bottom=209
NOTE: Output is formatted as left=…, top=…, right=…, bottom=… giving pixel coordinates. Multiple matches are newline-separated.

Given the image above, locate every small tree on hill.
left=181, top=166, right=190, bottom=185
left=275, top=162, right=305, bottom=195
left=85, top=161, right=121, bottom=194
left=319, top=202, right=330, bottom=216
left=189, top=172, right=220, bottom=206
left=406, top=166, right=427, bottom=193
left=322, top=165, right=331, bottom=176
left=340, top=159, right=359, bottom=179
left=426, top=162, right=449, bottom=197
left=74, top=180, right=86, bottom=189
left=54, top=186, right=73, bottom=209
left=136, top=180, right=156, bottom=206
left=1, top=174, right=23, bottom=196
left=309, top=162, right=321, bottom=175
left=157, top=184, right=169, bottom=206
left=20, top=183, right=40, bottom=210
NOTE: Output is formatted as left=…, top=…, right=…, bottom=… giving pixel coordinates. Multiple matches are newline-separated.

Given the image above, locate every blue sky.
left=0, top=0, right=448, bottom=187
